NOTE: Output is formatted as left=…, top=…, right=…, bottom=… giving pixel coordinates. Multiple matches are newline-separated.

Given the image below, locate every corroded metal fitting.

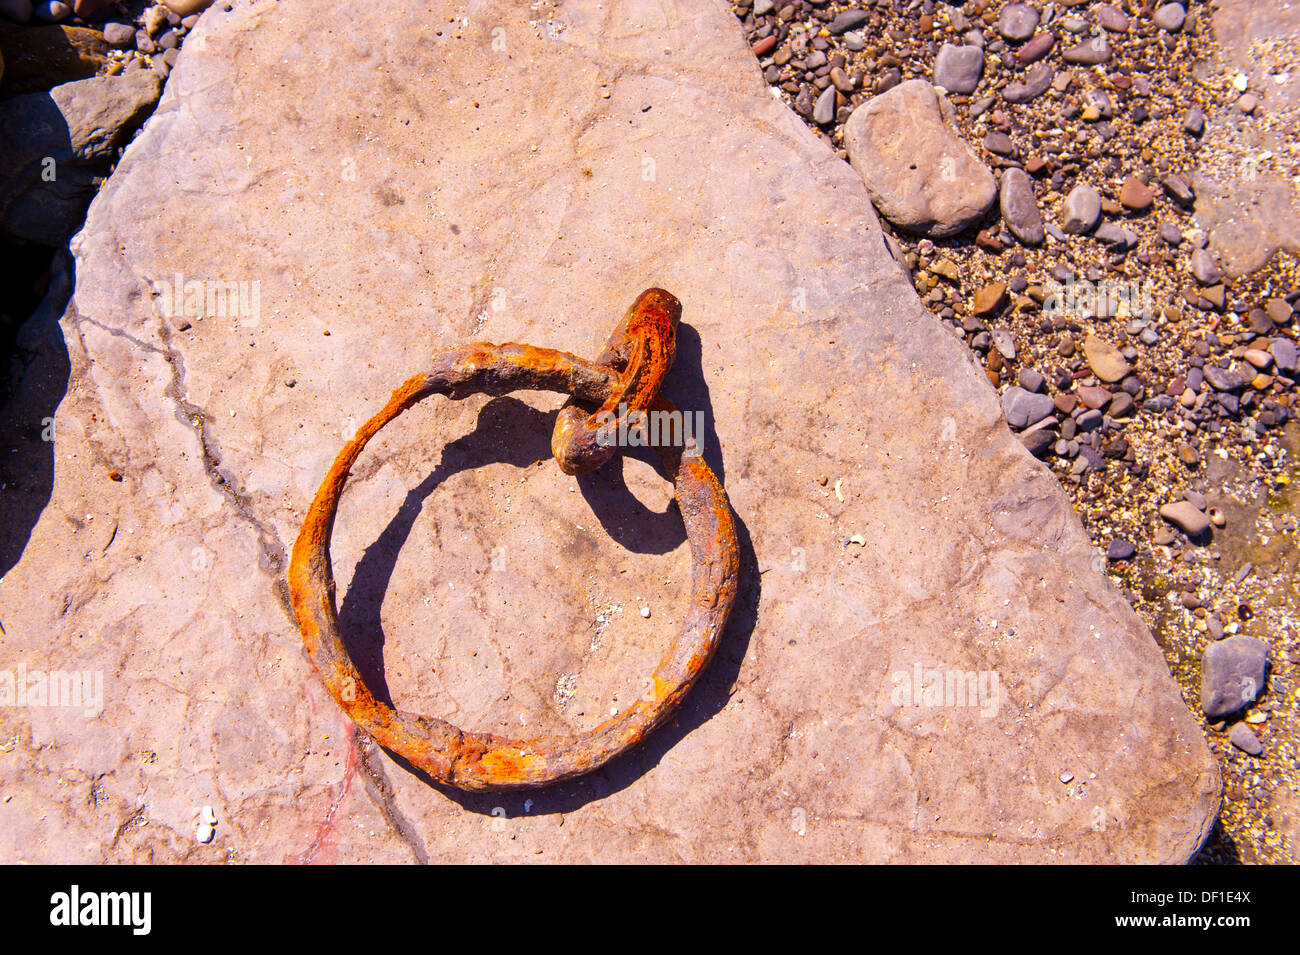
left=288, top=289, right=740, bottom=791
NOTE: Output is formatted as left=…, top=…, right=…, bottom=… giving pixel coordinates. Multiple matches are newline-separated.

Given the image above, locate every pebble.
left=33, top=0, right=71, bottom=21
left=1265, top=298, right=1293, bottom=325
left=1020, top=429, right=1054, bottom=458
left=1083, top=334, right=1131, bottom=382
left=827, top=10, right=870, bottom=35
left=1229, top=723, right=1264, bottom=756
left=1019, top=368, right=1046, bottom=393
left=1189, top=247, right=1221, bottom=285
left=1270, top=338, right=1298, bottom=374
left=996, top=3, right=1039, bottom=42
left=973, top=281, right=1008, bottom=316
left=984, top=132, right=1016, bottom=157
left=1237, top=93, right=1258, bottom=115
left=1003, top=386, right=1055, bottom=429
left=933, top=43, right=984, bottom=94
left=1094, top=221, right=1128, bottom=246
left=103, top=22, right=136, bottom=47
left=1201, top=635, right=1268, bottom=718
left=1094, top=4, right=1129, bottom=32
left=999, top=168, right=1043, bottom=245
left=1118, top=176, right=1155, bottom=212
left=1153, top=2, right=1187, bottom=32
left=1160, top=500, right=1211, bottom=537
left=1203, top=364, right=1245, bottom=392
left=1003, top=64, right=1054, bottom=103
left=1015, top=32, right=1055, bottom=64
left=1061, top=184, right=1101, bottom=234
left=813, top=85, right=836, bottom=125
left=992, top=328, right=1017, bottom=360
left=1107, top=539, right=1135, bottom=561
left=1161, top=174, right=1195, bottom=207
left=1182, top=107, right=1205, bottom=135
left=1063, top=39, right=1111, bottom=65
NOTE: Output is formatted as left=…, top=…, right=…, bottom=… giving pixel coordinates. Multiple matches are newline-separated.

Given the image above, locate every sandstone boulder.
left=0, top=0, right=1217, bottom=863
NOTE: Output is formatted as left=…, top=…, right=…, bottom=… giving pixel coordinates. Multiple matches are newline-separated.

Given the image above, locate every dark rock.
left=1201, top=636, right=1268, bottom=719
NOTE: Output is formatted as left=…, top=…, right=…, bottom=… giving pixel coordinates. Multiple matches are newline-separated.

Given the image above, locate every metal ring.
left=288, top=342, right=739, bottom=791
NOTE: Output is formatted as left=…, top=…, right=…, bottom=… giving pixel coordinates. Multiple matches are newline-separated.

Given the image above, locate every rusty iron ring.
left=288, top=291, right=740, bottom=791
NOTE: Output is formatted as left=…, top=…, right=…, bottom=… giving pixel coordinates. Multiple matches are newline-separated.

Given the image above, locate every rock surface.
left=0, top=0, right=1218, bottom=864
left=844, top=79, right=996, bottom=237
left=0, top=70, right=162, bottom=244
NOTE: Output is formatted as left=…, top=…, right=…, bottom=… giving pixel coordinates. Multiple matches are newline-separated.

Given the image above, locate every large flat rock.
left=0, top=0, right=1218, bottom=862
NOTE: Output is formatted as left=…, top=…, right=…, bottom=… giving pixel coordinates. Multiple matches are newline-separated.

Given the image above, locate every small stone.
left=1153, top=2, right=1187, bottom=32
left=1063, top=39, right=1111, bottom=65
left=827, top=9, right=870, bottom=35
left=102, top=22, right=136, bottom=47
left=991, top=328, right=1017, bottom=360
left=1270, top=338, right=1298, bottom=374
left=1160, top=500, right=1211, bottom=537
left=1094, top=221, right=1128, bottom=246
left=933, top=43, right=984, bottom=94
left=1094, top=4, right=1129, bottom=31
left=1002, top=387, right=1055, bottom=429
left=813, top=85, right=836, bottom=125
left=1003, top=64, right=1054, bottom=103
left=1244, top=349, right=1273, bottom=370
left=1228, top=724, right=1263, bottom=756
left=1159, top=223, right=1184, bottom=246
left=1000, top=168, right=1044, bottom=245
left=1020, top=429, right=1054, bottom=458
left=1182, top=107, right=1204, bottom=135
left=33, top=0, right=72, bottom=21
left=1083, top=334, right=1131, bottom=382
left=1201, top=635, right=1268, bottom=719
left=984, top=131, right=1016, bottom=156
left=1237, top=93, right=1258, bottom=115
left=1202, top=365, right=1245, bottom=392
left=996, top=3, right=1039, bottom=42
left=1265, top=298, right=1292, bottom=325
left=1078, top=385, right=1111, bottom=410
left=1161, top=175, right=1194, bottom=207
left=973, top=282, right=1008, bottom=317
left=1189, top=248, right=1221, bottom=285
left=1019, top=368, right=1045, bottom=393
left=1061, top=184, right=1101, bottom=234
left=1107, top=539, right=1135, bottom=561
left=1119, top=177, right=1155, bottom=212
left=1015, top=32, right=1055, bottom=64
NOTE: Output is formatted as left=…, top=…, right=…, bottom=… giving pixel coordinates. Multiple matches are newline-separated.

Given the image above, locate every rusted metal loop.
left=288, top=304, right=739, bottom=791
left=551, top=288, right=680, bottom=475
